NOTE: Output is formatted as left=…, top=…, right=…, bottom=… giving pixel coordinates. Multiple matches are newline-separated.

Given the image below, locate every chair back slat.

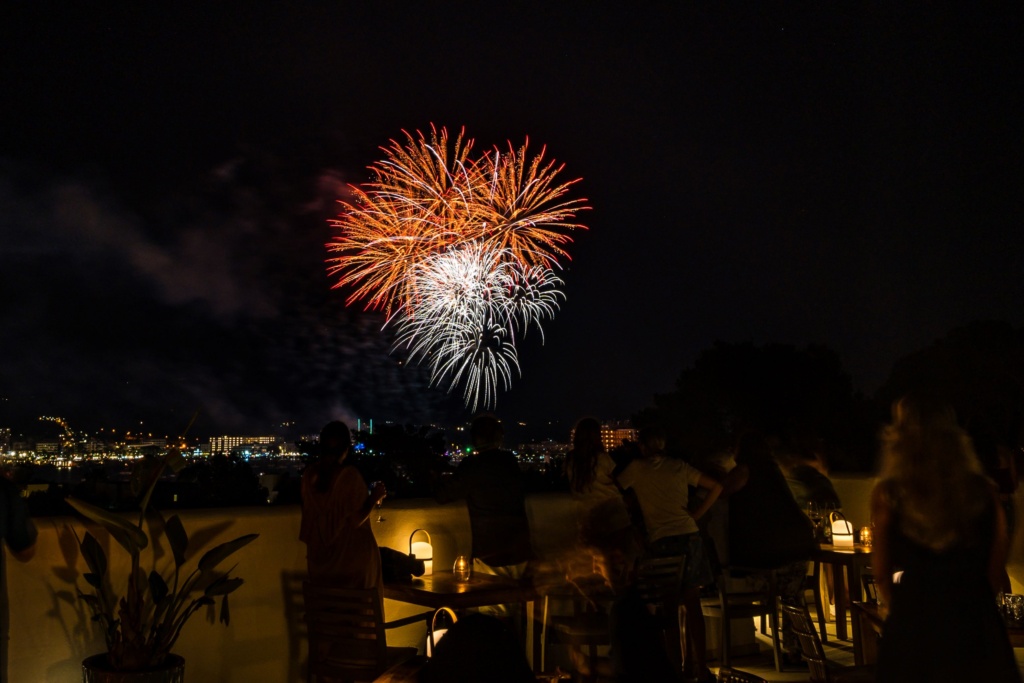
left=700, top=565, right=783, bottom=671
left=780, top=603, right=831, bottom=683
left=718, top=667, right=769, bottom=683
left=303, top=580, right=390, bottom=681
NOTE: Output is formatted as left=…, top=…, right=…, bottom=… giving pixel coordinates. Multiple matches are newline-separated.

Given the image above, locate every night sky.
left=2, top=4, right=1021, bottom=440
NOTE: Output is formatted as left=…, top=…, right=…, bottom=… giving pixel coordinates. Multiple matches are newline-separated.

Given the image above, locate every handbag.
left=829, top=510, right=854, bottom=548
left=380, top=546, right=426, bottom=582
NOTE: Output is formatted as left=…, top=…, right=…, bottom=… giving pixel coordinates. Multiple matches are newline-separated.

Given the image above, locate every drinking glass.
left=807, top=502, right=822, bottom=538
left=453, top=555, right=471, bottom=582
left=369, top=480, right=386, bottom=523
left=1007, top=594, right=1024, bottom=627
left=821, top=503, right=836, bottom=542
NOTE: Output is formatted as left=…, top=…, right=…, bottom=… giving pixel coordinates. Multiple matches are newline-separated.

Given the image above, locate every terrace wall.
left=5, top=476, right=1022, bottom=682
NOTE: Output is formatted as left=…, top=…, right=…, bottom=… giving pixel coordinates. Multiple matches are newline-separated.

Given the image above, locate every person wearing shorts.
left=616, top=426, right=722, bottom=683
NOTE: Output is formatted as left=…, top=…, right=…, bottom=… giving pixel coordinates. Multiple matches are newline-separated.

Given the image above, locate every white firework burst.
left=394, top=242, right=564, bottom=411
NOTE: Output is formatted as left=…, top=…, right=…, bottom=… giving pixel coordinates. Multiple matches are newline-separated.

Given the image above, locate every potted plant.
left=67, top=448, right=258, bottom=682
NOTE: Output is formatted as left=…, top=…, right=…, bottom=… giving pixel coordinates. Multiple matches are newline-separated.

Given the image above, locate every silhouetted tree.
left=350, top=423, right=447, bottom=498
left=878, top=321, right=1024, bottom=445
left=637, top=341, right=876, bottom=470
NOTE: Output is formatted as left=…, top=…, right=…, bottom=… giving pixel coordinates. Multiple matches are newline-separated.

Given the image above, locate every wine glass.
left=807, top=502, right=822, bottom=539
left=369, top=480, right=386, bottom=523
left=821, top=502, right=836, bottom=542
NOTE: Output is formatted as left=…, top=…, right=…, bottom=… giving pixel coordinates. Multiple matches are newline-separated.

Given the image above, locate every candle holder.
left=453, top=555, right=471, bottom=582
left=859, top=526, right=873, bottom=546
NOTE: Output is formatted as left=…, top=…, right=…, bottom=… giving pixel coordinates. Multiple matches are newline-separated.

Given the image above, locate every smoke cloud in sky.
left=0, top=150, right=458, bottom=438
left=4, top=4, right=1022, bottom=444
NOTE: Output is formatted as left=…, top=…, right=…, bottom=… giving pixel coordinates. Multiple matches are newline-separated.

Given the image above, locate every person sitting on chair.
left=723, top=430, right=816, bottom=666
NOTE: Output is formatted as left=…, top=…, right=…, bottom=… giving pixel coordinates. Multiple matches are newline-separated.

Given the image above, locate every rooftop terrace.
left=5, top=476, right=1022, bottom=681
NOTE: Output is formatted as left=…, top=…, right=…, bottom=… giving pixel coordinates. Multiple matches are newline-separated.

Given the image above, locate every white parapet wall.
left=3, top=477, right=1021, bottom=682
left=3, top=492, right=579, bottom=683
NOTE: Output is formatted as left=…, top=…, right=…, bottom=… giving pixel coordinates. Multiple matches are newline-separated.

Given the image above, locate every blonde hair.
left=877, top=395, right=987, bottom=552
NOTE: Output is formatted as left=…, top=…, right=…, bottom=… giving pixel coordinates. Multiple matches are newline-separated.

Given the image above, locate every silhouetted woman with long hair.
left=565, top=418, right=633, bottom=561
left=300, top=420, right=385, bottom=588
left=872, top=395, right=1019, bottom=682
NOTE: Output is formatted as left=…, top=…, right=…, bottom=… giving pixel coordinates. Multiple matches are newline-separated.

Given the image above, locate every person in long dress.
left=300, top=420, right=386, bottom=587
left=871, top=395, right=1020, bottom=683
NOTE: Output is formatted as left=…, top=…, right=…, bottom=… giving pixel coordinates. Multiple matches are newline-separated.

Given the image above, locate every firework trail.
left=327, top=126, right=587, bottom=410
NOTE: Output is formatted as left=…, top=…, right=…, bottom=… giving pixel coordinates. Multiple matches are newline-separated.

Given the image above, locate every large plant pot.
left=82, top=654, right=185, bottom=683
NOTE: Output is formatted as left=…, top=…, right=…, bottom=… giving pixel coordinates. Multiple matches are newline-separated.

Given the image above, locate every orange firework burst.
left=472, top=139, right=589, bottom=268
left=327, top=126, right=481, bottom=313
left=327, top=126, right=589, bottom=315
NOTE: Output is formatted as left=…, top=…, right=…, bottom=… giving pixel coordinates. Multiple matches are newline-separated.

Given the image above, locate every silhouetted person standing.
left=872, top=396, right=1019, bottom=683
left=615, top=426, right=722, bottom=683
left=436, top=415, right=532, bottom=611
left=300, top=420, right=385, bottom=587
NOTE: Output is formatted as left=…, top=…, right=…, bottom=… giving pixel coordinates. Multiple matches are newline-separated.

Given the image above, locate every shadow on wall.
left=45, top=522, right=104, bottom=681
left=281, top=571, right=308, bottom=683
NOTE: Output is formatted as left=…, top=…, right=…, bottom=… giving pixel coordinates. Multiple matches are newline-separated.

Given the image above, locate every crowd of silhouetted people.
left=298, top=395, right=1022, bottom=682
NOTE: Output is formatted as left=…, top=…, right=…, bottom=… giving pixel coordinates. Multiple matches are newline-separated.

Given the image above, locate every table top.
left=383, top=570, right=538, bottom=610
left=817, top=542, right=873, bottom=558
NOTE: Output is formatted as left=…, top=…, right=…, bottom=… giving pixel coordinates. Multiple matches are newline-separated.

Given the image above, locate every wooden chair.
left=543, top=556, right=687, bottom=682
left=701, top=565, right=783, bottom=671
left=780, top=603, right=875, bottom=683
left=633, top=554, right=689, bottom=674
left=860, top=572, right=877, bottom=605
left=542, top=573, right=615, bottom=682
left=717, top=667, right=769, bottom=683
left=303, top=581, right=428, bottom=683
left=801, top=560, right=831, bottom=642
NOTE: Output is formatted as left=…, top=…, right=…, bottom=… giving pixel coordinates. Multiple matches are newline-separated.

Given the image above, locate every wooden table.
left=383, top=570, right=541, bottom=670
left=815, top=543, right=873, bottom=641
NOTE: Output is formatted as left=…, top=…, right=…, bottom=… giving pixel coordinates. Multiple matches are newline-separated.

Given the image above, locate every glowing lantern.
left=426, top=606, right=457, bottom=657
left=409, top=529, right=433, bottom=575
left=829, top=511, right=854, bottom=548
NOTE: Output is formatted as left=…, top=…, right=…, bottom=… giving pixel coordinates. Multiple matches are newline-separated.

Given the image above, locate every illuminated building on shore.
left=565, top=420, right=637, bottom=454
left=124, top=439, right=168, bottom=456
left=208, top=435, right=279, bottom=456
left=600, top=422, right=636, bottom=453
left=34, top=440, right=61, bottom=456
